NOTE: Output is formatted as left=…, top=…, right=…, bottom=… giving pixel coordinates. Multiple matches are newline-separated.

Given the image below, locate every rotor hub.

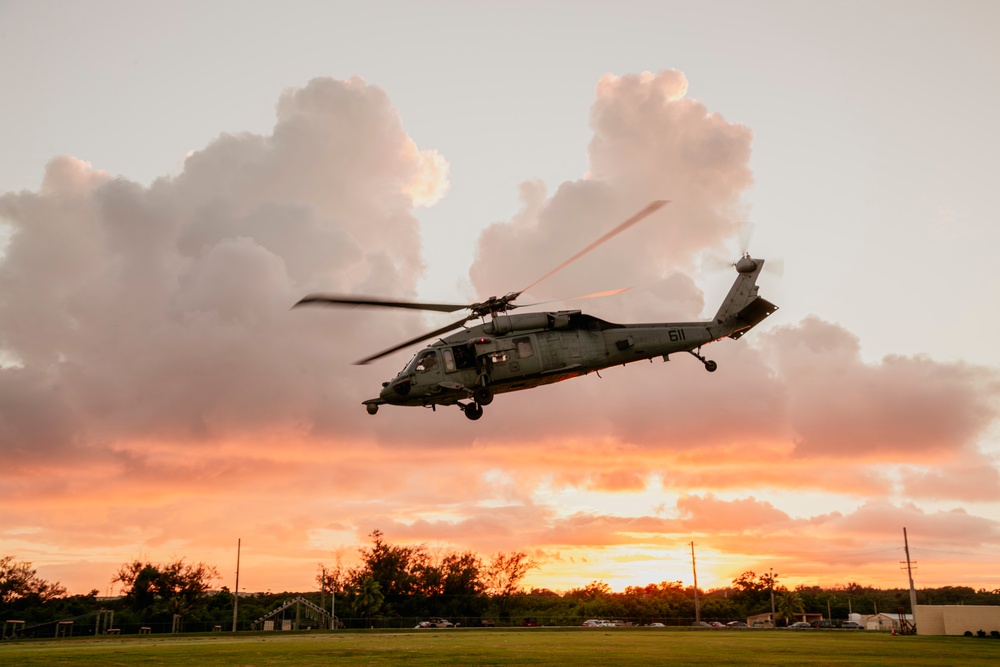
left=735, top=254, right=758, bottom=274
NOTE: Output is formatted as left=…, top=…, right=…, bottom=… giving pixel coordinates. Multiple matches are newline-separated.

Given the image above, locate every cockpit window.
left=413, top=350, right=439, bottom=373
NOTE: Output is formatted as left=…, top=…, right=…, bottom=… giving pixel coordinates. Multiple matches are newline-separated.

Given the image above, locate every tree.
left=0, top=556, right=66, bottom=606
left=113, top=558, right=218, bottom=612
left=731, top=571, right=764, bottom=594
left=353, top=530, right=423, bottom=609
left=483, top=552, right=537, bottom=598
left=350, top=576, right=385, bottom=627
left=439, top=551, right=482, bottom=598
left=566, top=581, right=613, bottom=601
left=483, top=551, right=537, bottom=619
left=776, top=590, right=805, bottom=626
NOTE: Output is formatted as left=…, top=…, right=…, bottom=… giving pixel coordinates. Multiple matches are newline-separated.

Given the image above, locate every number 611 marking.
left=669, top=329, right=686, bottom=342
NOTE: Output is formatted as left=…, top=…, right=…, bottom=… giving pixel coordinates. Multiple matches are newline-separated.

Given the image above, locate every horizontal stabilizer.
left=727, top=297, right=779, bottom=340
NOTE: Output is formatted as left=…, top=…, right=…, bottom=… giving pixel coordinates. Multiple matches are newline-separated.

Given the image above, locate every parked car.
left=726, top=621, right=748, bottom=628
left=582, top=619, right=614, bottom=627
left=692, top=621, right=712, bottom=627
left=708, top=621, right=725, bottom=628
left=520, top=617, right=538, bottom=627
left=415, top=618, right=454, bottom=628
left=810, top=620, right=832, bottom=629
left=787, top=622, right=812, bottom=629
left=647, top=622, right=665, bottom=627
left=841, top=621, right=864, bottom=629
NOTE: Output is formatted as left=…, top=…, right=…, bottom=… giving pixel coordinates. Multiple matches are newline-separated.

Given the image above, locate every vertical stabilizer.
left=710, top=256, right=778, bottom=340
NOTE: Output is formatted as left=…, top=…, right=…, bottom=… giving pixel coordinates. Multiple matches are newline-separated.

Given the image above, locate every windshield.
left=409, top=349, right=439, bottom=373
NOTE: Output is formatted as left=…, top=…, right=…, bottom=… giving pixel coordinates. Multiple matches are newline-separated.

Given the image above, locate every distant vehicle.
left=520, top=617, right=538, bottom=627
left=415, top=618, right=454, bottom=629
left=708, top=621, right=725, bottom=628
left=480, top=619, right=496, bottom=627
left=647, top=622, right=665, bottom=628
left=841, top=621, right=864, bottom=629
left=810, top=620, right=832, bottom=629
left=726, top=621, right=748, bottom=628
left=582, top=619, right=614, bottom=627
left=787, top=622, right=812, bottom=629
left=692, top=621, right=712, bottom=627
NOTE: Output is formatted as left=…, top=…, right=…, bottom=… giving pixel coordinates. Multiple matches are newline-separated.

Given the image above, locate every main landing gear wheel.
left=366, top=403, right=379, bottom=415
left=473, top=386, right=494, bottom=405
left=687, top=348, right=718, bottom=373
left=464, top=403, right=484, bottom=421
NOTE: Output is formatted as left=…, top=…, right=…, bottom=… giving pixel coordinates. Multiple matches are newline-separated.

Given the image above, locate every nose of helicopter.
left=380, top=376, right=411, bottom=404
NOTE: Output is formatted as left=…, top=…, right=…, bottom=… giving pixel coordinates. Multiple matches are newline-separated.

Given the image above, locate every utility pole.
left=769, top=567, right=776, bottom=627
left=690, top=542, right=700, bottom=623
left=232, top=538, right=241, bottom=632
left=903, top=527, right=918, bottom=619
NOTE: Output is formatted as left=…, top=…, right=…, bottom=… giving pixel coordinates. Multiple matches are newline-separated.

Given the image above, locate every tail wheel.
left=464, top=403, right=484, bottom=420
left=705, top=360, right=718, bottom=373
left=474, top=386, right=494, bottom=405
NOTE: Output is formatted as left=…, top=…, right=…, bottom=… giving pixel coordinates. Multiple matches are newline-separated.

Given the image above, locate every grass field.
left=3, top=628, right=1000, bottom=666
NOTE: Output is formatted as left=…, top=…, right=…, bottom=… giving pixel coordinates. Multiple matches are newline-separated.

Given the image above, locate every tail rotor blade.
left=738, top=222, right=756, bottom=256
left=762, top=257, right=784, bottom=278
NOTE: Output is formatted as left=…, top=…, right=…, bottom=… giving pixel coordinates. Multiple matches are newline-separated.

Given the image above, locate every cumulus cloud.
left=762, top=317, right=1000, bottom=460
left=470, top=70, right=752, bottom=312
left=3, top=72, right=999, bottom=594
left=0, top=77, right=450, bottom=464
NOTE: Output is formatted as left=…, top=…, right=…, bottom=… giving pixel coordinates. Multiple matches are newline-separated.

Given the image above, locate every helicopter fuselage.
left=376, top=311, right=712, bottom=408
left=358, top=255, right=778, bottom=420
left=294, top=200, right=779, bottom=420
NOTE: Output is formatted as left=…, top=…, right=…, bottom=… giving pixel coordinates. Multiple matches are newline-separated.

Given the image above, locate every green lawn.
left=2, top=628, right=999, bottom=666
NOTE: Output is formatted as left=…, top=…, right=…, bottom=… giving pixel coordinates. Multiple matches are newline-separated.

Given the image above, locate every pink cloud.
left=3, top=72, right=1000, bottom=595
left=763, top=317, right=1000, bottom=460
left=676, top=494, right=790, bottom=532
left=901, top=453, right=1000, bottom=501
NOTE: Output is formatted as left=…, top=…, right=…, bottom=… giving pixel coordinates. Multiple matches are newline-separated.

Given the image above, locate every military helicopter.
left=294, top=201, right=777, bottom=420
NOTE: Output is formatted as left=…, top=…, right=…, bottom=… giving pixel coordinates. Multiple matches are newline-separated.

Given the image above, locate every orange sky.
left=2, top=71, right=999, bottom=598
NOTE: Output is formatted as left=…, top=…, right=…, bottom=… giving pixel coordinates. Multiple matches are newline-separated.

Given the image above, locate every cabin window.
left=414, top=350, right=438, bottom=373
left=452, top=345, right=476, bottom=370
left=442, top=348, right=456, bottom=372
left=513, top=336, right=534, bottom=359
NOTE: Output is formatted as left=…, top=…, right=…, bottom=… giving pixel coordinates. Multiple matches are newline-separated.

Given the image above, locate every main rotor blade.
left=516, top=287, right=632, bottom=309
left=519, top=200, right=669, bottom=296
left=354, top=315, right=471, bottom=365
left=295, top=294, right=468, bottom=314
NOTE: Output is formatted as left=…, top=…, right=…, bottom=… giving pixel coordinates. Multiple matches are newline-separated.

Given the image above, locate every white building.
left=914, top=605, right=1000, bottom=636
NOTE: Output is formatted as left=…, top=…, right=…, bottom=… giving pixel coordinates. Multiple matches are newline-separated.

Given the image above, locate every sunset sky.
left=2, top=1, right=999, bottom=598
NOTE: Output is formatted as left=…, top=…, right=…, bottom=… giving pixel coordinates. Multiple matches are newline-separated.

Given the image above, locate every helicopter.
left=294, top=201, right=778, bottom=420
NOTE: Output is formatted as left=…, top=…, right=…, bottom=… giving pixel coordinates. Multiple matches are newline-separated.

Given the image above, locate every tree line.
left=3, top=533, right=999, bottom=635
